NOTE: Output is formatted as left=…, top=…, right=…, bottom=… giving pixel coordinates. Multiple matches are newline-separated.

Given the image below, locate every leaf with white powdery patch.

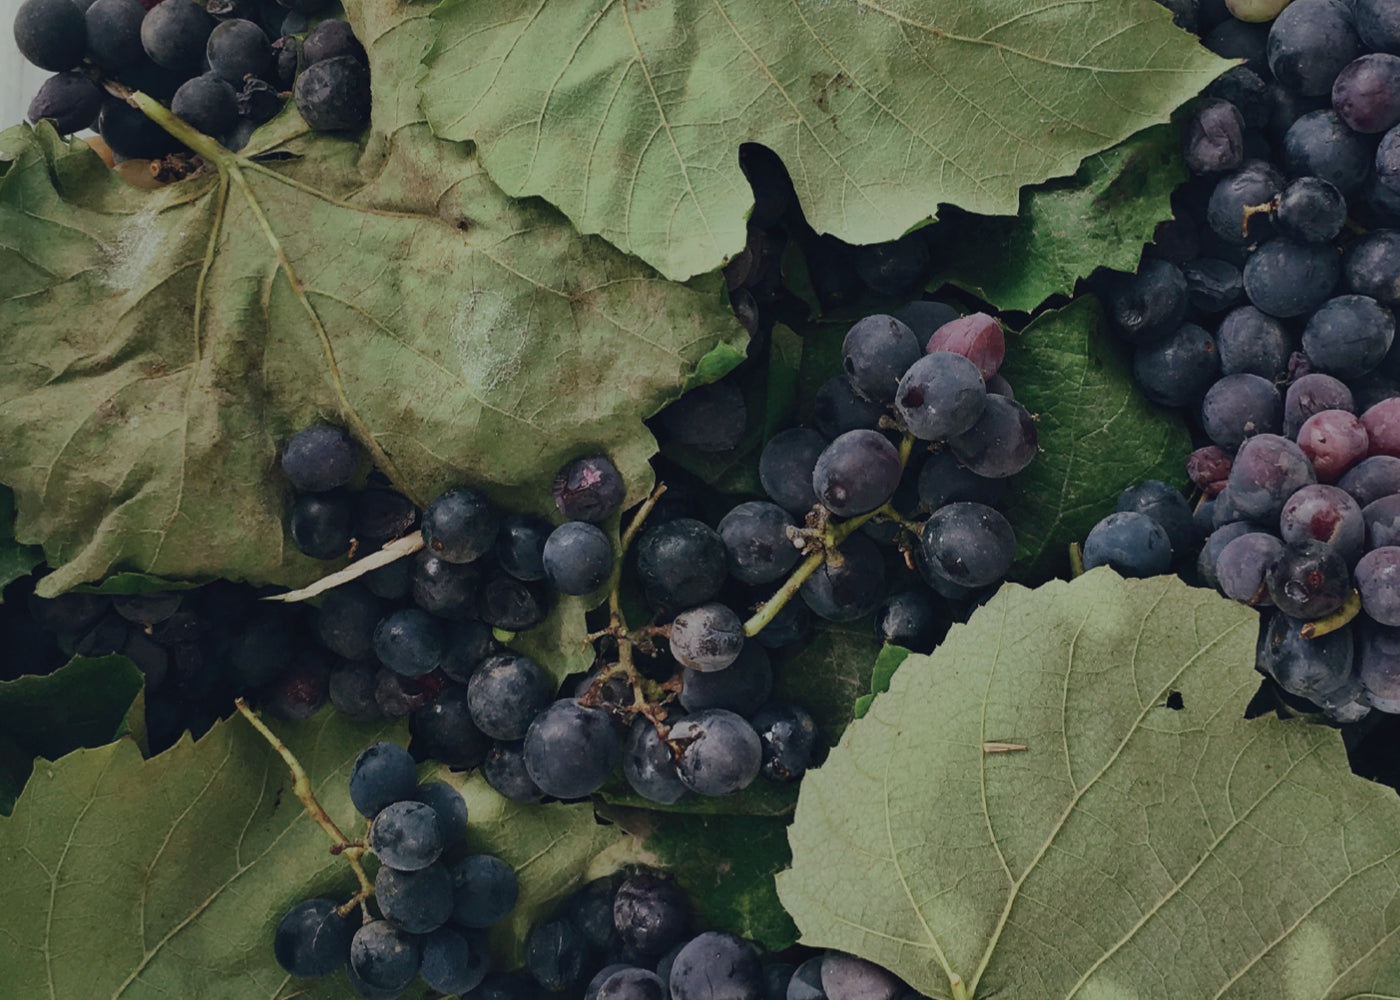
left=777, top=570, right=1400, bottom=1000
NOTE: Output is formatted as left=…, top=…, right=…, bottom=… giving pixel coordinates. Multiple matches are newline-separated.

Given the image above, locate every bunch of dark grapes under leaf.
left=12, top=0, right=371, bottom=171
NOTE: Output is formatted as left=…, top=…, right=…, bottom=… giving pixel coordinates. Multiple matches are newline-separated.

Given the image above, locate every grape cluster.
left=13, top=0, right=370, bottom=161
left=510, top=868, right=929, bottom=1000
left=275, top=740, right=517, bottom=997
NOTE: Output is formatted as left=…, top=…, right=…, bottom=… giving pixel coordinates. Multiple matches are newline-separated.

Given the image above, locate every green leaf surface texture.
left=777, top=570, right=1400, bottom=1000
left=1000, top=296, right=1192, bottom=578
left=935, top=123, right=1188, bottom=312
left=0, top=0, right=744, bottom=598
left=420, top=0, right=1228, bottom=281
left=0, top=486, right=42, bottom=595
left=0, top=709, right=619, bottom=999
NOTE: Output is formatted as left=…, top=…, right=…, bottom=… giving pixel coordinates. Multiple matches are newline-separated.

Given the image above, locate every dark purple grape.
left=800, top=533, right=885, bottom=621
left=614, top=871, right=690, bottom=957
left=947, top=394, right=1037, bottom=478
left=1082, top=512, right=1172, bottom=578
left=84, top=0, right=145, bottom=72
left=1333, top=54, right=1400, bottom=134
left=1206, top=66, right=1269, bottom=128
left=1103, top=259, right=1189, bottom=342
left=1356, top=0, right=1400, bottom=51
left=750, top=701, right=817, bottom=782
left=1345, top=230, right=1400, bottom=307
left=27, top=72, right=102, bottom=134
left=301, top=16, right=364, bottom=64
left=1285, top=372, right=1355, bottom=437
left=1363, top=494, right=1400, bottom=548
left=421, top=926, right=489, bottom=996
left=812, top=376, right=885, bottom=439
left=812, top=430, right=902, bottom=517
left=1302, top=295, right=1396, bottom=378
left=1266, top=540, right=1350, bottom=618
left=1181, top=258, right=1244, bottom=314
left=1379, top=126, right=1400, bottom=196
left=1275, top=177, right=1348, bottom=244
left=1358, top=620, right=1400, bottom=712
left=1244, top=239, right=1341, bottom=318
left=421, top=487, right=498, bottom=564
left=894, top=351, right=986, bottom=441
left=669, top=603, right=744, bottom=672
left=1284, top=111, right=1375, bottom=194
left=483, top=741, right=543, bottom=803
left=553, top=455, right=625, bottom=523
left=718, top=501, right=799, bottom=586
left=1363, top=397, right=1400, bottom=457
left=1340, top=455, right=1400, bottom=505
left=542, top=521, right=614, bottom=595
left=1215, top=307, right=1289, bottom=381
left=172, top=72, right=239, bottom=138
left=466, top=652, right=552, bottom=741
left=1267, top=0, right=1362, bottom=96
left=1201, top=374, right=1284, bottom=450
left=411, top=550, right=478, bottom=620
left=1357, top=546, right=1400, bottom=625
left=294, top=55, right=370, bottom=132
left=670, top=709, right=762, bottom=796
left=1183, top=97, right=1246, bottom=174
left=916, top=449, right=1006, bottom=509
left=369, top=799, right=443, bottom=871
left=1187, top=444, right=1232, bottom=495
left=668, top=933, right=763, bottom=1000
left=274, top=897, right=355, bottom=977
left=875, top=589, right=945, bottom=651
left=140, top=0, right=214, bottom=71
left=635, top=518, right=727, bottom=611
left=281, top=425, right=358, bottom=492
left=1206, top=160, right=1283, bottom=245
left=14, top=0, right=86, bottom=70
left=1215, top=531, right=1284, bottom=605
left=1198, top=522, right=1260, bottom=590
left=329, top=658, right=383, bottom=722
left=623, top=717, right=688, bottom=805
left=523, top=700, right=621, bottom=799
left=375, top=669, right=439, bottom=719
left=477, top=572, right=549, bottom=632
left=496, top=513, right=552, bottom=582
left=1258, top=610, right=1358, bottom=705
left=841, top=314, right=921, bottom=405
left=290, top=491, right=352, bottom=559
left=1132, top=322, right=1220, bottom=407
left=1115, top=479, right=1195, bottom=560
left=1279, top=484, right=1365, bottom=563
left=1204, top=16, right=1268, bottom=74
left=758, top=428, right=825, bottom=514
left=1227, top=433, right=1317, bottom=522
left=206, top=18, right=273, bottom=82
left=374, top=608, right=445, bottom=677
left=821, top=953, right=903, bottom=1000
left=525, top=918, right=591, bottom=992
left=920, top=501, right=1016, bottom=588
left=414, top=781, right=467, bottom=846
left=679, top=642, right=772, bottom=715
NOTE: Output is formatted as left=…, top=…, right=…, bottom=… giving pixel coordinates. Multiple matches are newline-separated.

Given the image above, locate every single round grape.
left=916, top=450, right=1006, bottom=509
left=1082, top=511, right=1172, bottom=578
left=478, top=572, right=550, bottom=632
left=289, top=491, right=351, bottom=560
left=1103, top=258, right=1189, bottom=341
left=273, top=897, right=356, bottom=977
left=1344, top=230, right=1400, bottom=307
left=421, top=486, right=498, bottom=564
left=800, top=532, right=886, bottom=621
left=717, top=501, right=799, bottom=586
left=1356, top=0, right=1400, bottom=50
left=1187, top=445, right=1232, bottom=496
left=1115, top=480, right=1195, bottom=561
left=1302, top=295, right=1397, bottom=379
left=1226, top=433, right=1317, bottom=522
left=1244, top=239, right=1341, bottom=318
left=301, top=16, right=365, bottom=64
left=894, top=351, right=986, bottom=441
left=451, top=854, right=519, bottom=928
left=1285, top=372, right=1355, bottom=439
left=421, top=926, right=489, bottom=995
left=349, top=921, right=420, bottom=995
left=947, top=394, right=1037, bottom=478
left=294, top=55, right=371, bottom=132
left=1266, top=540, right=1351, bottom=618
left=813, top=376, right=885, bottom=439
left=411, top=550, right=479, bottom=620
left=1132, top=322, right=1220, bottom=407
left=375, top=668, right=438, bottom=720
left=669, top=932, right=764, bottom=1000
left=1216, top=531, right=1284, bottom=604
left=1297, top=409, right=1369, bottom=482
left=496, top=513, right=552, bottom=582
left=1183, top=97, right=1246, bottom=174
left=1275, top=177, right=1348, bottom=244
left=812, top=429, right=902, bottom=517
left=14, top=0, right=86, bottom=70
left=1364, top=495, right=1400, bottom=549
left=841, top=314, right=921, bottom=404
left=614, top=871, right=690, bottom=956
left=1267, top=0, right=1362, bottom=96
left=759, top=428, right=826, bottom=514
left=349, top=741, right=417, bottom=818
left=526, top=917, right=592, bottom=991
left=821, top=953, right=903, bottom=1000
left=1258, top=610, right=1357, bottom=704
left=597, top=968, right=667, bottom=1000
left=206, top=18, right=274, bottom=83
left=680, top=642, right=772, bottom=715
left=281, top=425, right=358, bottom=492
left=369, top=799, right=443, bottom=871
left=1198, top=522, right=1260, bottom=590
left=1280, top=483, right=1366, bottom=565
left=750, top=701, right=817, bottom=782
left=27, top=72, right=102, bottom=134
left=375, top=860, right=454, bottom=933
left=373, top=608, right=445, bottom=677
left=1363, top=397, right=1400, bottom=458
left=787, top=955, right=828, bottom=1000
left=623, top=716, right=689, bottom=805
left=1214, top=306, right=1288, bottom=381
left=920, top=502, right=1016, bottom=588
left=466, top=652, right=553, bottom=741
left=1379, top=126, right=1400, bottom=196
left=410, top=685, right=492, bottom=769
left=1206, top=160, right=1283, bottom=244
left=1334, top=54, right=1400, bottom=135
left=482, top=740, right=543, bottom=803
left=1358, top=547, right=1400, bottom=625
left=1340, top=455, right=1400, bottom=507
left=414, top=781, right=467, bottom=846
left=635, top=518, right=728, bottom=611
left=140, top=0, right=214, bottom=71
left=553, top=454, right=625, bottom=523
left=1358, top=621, right=1400, bottom=712
left=1284, top=111, right=1374, bottom=195
left=84, top=0, right=146, bottom=73
left=172, top=72, right=240, bottom=140
left=670, top=709, right=762, bottom=796
left=523, top=699, right=621, bottom=799
left=1181, top=258, right=1244, bottom=314
left=875, top=589, right=945, bottom=651
left=541, top=520, right=614, bottom=595
left=1202, top=377, right=1285, bottom=452
left=669, top=603, right=744, bottom=672
left=925, top=313, right=1006, bottom=378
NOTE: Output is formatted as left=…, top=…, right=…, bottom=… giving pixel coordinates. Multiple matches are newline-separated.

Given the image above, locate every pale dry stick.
left=264, top=533, right=426, bottom=603
left=234, top=699, right=374, bottom=916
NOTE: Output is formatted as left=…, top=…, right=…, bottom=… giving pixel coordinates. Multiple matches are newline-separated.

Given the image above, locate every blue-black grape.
left=274, top=897, right=356, bottom=977
left=758, top=428, right=826, bottom=514
left=750, top=701, right=817, bottom=782
left=314, top=583, right=381, bottom=661
left=1103, top=258, right=1189, bottom=341
left=668, top=932, right=763, bottom=1000
left=1275, top=177, right=1348, bottom=243
left=812, top=376, right=885, bottom=439
left=1279, top=484, right=1365, bottom=563
left=669, top=603, right=744, bottom=672
left=1207, top=66, right=1269, bottom=128
left=482, top=740, right=543, bottom=803
left=1082, top=512, right=1172, bottom=578
left=375, top=860, right=453, bottom=934
left=451, top=854, right=519, bottom=928
left=915, top=450, right=1006, bottom=510
left=787, top=955, right=827, bottom=1000
left=1181, top=258, right=1244, bottom=314
left=27, top=72, right=102, bottom=134
left=920, top=502, right=1015, bottom=588
left=294, top=55, right=371, bottom=132
left=635, top=518, right=728, bottom=611
left=670, top=709, right=762, bottom=796
left=14, top=0, right=86, bottom=70
left=206, top=18, right=274, bottom=82
left=854, top=232, right=932, bottom=295
left=1244, top=238, right=1341, bottom=318
left=542, top=521, right=614, bottom=595
left=290, top=492, right=352, bottom=560
left=414, top=781, right=467, bottom=846
left=1206, top=160, right=1282, bottom=244
left=1266, top=540, right=1350, bottom=618
left=1356, top=546, right=1400, bottom=625
left=329, top=659, right=382, bottom=722
left=1356, top=0, right=1400, bottom=51
left=874, top=589, right=944, bottom=651
left=421, top=487, right=498, bottom=564
left=301, top=16, right=366, bottom=64
left=894, top=351, right=986, bottom=441
left=1379, top=126, right=1400, bottom=196
left=411, top=550, right=478, bottom=620
left=369, top=799, right=443, bottom=871
left=374, top=608, right=445, bottom=677
left=1258, top=610, right=1359, bottom=705
left=523, top=699, right=621, bottom=799
left=812, top=430, right=902, bottom=517
left=421, top=926, right=489, bottom=995
left=893, top=300, right=961, bottom=349
left=623, top=716, right=689, bottom=805
left=1302, top=295, right=1396, bottom=378
left=410, top=686, right=491, bottom=768
left=1201, top=374, right=1284, bottom=450
left=680, top=641, right=771, bottom=714
left=1341, top=455, right=1400, bottom=506
left=99, top=98, right=182, bottom=160
left=718, top=501, right=799, bottom=586
left=282, top=425, right=358, bottom=492
left=800, top=532, right=886, bottom=621
left=438, top=620, right=495, bottom=684
left=1284, top=111, right=1375, bottom=194
left=1115, top=480, right=1195, bottom=561
left=553, top=454, right=625, bottom=523
left=84, top=0, right=145, bottom=73
left=1183, top=97, right=1246, bottom=174
left=1345, top=230, right=1400, bottom=307
left=348, top=920, right=421, bottom=996
left=1267, top=0, right=1362, bottom=96
left=820, top=953, right=902, bottom=1000
left=349, top=741, right=418, bottom=818
left=947, top=394, right=1037, bottom=478
left=841, top=314, right=921, bottom=404
left=1132, top=322, right=1220, bottom=407
left=526, top=917, right=591, bottom=992
left=494, top=513, right=552, bottom=582
left=1215, top=531, right=1283, bottom=605
left=140, top=0, right=214, bottom=71
left=1358, top=621, right=1400, bottom=712
left=466, top=652, right=552, bottom=741
left=614, top=871, right=690, bottom=956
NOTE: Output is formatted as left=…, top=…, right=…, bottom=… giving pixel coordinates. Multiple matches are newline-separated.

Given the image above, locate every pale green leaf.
left=420, top=0, right=1229, bottom=280
left=777, top=570, right=1400, bottom=1000
left=0, top=709, right=621, bottom=999
left=934, top=123, right=1187, bottom=313
left=1000, top=296, right=1192, bottom=578
left=0, top=0, right=743, bottom=598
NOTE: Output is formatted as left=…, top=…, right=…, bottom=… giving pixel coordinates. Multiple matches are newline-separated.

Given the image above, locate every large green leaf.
left=0, top=654, right=143, bottom=813
left=0, top=0, right=743, bottom=598
left=777, top=570, right=1400, bottom=1000
left=1000, top=296, right=1192, bottom=578
left=934, top=124, right=1187, bottom=313
left=0, top=709, right=621, bottom=999
left=419, top=0, right=1228, bottom=281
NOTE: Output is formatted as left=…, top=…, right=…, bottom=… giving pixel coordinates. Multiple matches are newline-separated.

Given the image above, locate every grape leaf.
left=851, top=643, right=912, bottom=721
left=419, top=0, right=1229, bottom=281
left=0, top=654, right=142, bottom=813
left=933, top=123, right=1187, bottom=313
left=777, top=570, right=1400, bottom=1000
left=0, top=0, right=744, bottom=598
left=1000, top=296, right=1192, bottom=578
left=0, top=485, right=41, bottom=596
left=598, top=805, right=799, bottom=952
left=0, top=709, right=621, bottom=999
